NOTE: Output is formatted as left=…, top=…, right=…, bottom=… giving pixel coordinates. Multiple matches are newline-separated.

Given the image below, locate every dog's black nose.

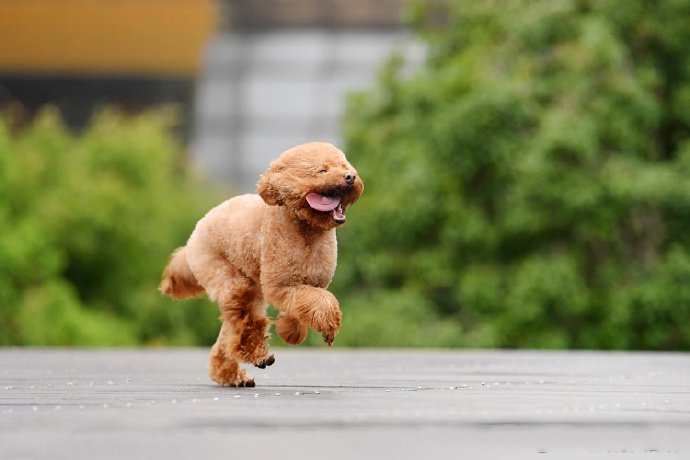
left=345, top=173, right=356, bottom=184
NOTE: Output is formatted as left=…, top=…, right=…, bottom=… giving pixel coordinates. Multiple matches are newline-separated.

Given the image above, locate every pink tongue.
left=306, top=193, right=341, bottom=212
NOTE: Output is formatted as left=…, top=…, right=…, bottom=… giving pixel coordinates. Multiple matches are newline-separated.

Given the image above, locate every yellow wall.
left=0, top=0, right=216, bottom=76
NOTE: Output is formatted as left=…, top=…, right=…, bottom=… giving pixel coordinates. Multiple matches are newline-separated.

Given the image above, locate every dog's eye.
left=318, top=169, right=327, bottom=174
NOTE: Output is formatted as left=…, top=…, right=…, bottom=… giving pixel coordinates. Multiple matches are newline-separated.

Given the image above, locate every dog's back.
left=159, top=194, right=266, bottom=299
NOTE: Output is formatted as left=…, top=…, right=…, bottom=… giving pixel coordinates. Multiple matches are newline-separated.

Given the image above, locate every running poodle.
left=159, top=142, right=364, bottom=387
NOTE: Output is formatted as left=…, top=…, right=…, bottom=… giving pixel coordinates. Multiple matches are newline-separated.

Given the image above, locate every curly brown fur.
left=159, top=142, right=363, bottom=386
left=275, top=313, right=308, bottom=345
left=158, top=247, right=204, bottom=299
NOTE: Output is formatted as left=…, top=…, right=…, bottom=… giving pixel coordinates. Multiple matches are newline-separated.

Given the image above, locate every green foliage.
left=3, top=0, right=689, bottom=351
left=0, top=108, right=222, bottom=346
left=334, top=0, right=690, bottom=349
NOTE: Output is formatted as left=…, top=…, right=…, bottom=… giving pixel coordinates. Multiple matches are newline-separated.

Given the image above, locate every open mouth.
left=306, top=192, right=346, bottom=224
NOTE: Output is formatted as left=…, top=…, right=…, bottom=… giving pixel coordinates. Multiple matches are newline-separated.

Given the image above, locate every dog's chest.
left=293, top=235, right=337, bottom=287
left=258, top=211, right=339, bottom=288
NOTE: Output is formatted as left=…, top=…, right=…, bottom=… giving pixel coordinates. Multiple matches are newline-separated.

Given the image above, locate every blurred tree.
left=334, top=0, right=690, bottom=349
left=0, top=108, right=222, bottom=346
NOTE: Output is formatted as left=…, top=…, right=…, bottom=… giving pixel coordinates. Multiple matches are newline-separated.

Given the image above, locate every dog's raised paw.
left=276, top=313, right=309, bottom=345
left=254, top=354, right=275, bottom=369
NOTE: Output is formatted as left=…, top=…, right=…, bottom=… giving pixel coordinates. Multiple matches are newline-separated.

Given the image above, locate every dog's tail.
left=159, top=246, right=205, bottom=299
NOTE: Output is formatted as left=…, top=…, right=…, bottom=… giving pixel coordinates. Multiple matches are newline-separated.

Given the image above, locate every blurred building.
left=192, top=0, right=425, bottom=191
left=0, top=0, right=216, bottom=138
left=0, top=0, right=424, bottom=191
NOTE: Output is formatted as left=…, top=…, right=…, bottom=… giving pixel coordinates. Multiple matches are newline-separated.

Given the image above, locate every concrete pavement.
left=1, top=348, right=688, bottom=459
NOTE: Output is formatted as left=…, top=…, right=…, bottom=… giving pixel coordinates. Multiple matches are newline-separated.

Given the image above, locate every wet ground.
left=1, top=348, right=689, bottom=459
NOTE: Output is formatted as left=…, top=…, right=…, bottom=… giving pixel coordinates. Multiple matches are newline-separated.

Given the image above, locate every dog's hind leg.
left=208, top=322, right=255, bottom=387
left=204, top=266, right=274, bottom=386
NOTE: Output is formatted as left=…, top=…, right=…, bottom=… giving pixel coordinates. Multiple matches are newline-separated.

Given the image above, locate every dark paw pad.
left=254, top=354, right=276, bottom=369
left=238, top=379, right=255, bottom=388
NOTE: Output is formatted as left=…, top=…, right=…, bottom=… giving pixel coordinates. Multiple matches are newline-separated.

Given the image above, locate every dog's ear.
left=256, top=168, right=283, bottom=206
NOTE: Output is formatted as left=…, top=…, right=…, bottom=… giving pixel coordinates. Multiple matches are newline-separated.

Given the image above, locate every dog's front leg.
left=269, top=285, right=342, bottom=346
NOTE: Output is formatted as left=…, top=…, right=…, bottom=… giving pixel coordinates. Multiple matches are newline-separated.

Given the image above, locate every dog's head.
left=257, top=142, right=364, bottom=230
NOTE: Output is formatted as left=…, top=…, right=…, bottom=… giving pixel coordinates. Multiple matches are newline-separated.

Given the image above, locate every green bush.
left=333, top=0, right=690, bottom=349
left=0, top=108, right=222, bottom=346
left=4, top=0, right=690, bottom=351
